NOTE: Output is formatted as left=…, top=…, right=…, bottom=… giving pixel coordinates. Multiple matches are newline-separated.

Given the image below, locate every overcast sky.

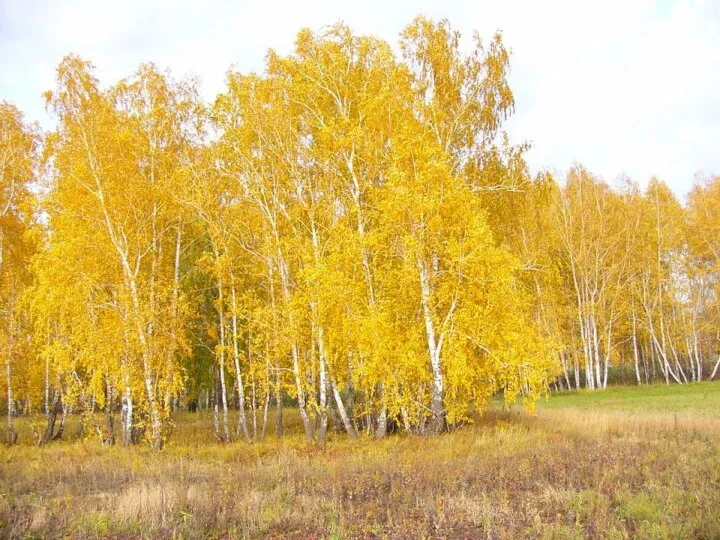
left=1, top=0, right=718, bottom=197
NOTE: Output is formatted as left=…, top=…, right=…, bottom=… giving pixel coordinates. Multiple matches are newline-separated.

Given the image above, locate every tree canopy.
left=1, top=17, right=719, bottom=448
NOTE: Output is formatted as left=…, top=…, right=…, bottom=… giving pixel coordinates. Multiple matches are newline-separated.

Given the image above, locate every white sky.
left=1, top=0, right=718, bottom=197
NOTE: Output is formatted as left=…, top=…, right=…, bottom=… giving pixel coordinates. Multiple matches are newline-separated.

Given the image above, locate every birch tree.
left=0, top=102, right=38, bottom=444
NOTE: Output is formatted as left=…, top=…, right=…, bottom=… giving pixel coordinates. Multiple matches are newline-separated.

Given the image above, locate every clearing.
left=1, top=382, right=719, bottom=538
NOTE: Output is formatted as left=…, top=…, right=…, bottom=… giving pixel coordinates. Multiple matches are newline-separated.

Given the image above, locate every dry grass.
left=2, top=386, right=720, bottom=538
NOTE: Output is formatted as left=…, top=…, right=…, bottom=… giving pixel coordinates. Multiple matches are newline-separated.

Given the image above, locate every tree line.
left=1, top=17, right=718, bottom=448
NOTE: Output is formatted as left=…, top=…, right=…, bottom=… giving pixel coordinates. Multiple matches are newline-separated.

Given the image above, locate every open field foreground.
left=1, top=383, right=719, bottom=538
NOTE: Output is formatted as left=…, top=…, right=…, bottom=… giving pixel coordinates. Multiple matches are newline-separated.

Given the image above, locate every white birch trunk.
left=375, top=382, right=387, bottom=438
left=230, top=282, right=250, bottom=441
left=316, top=321, right=329, bottom=443
left=710, top=355, right=720, bottom=380
left=275, top=367, right=284, bottom=439
left=632, top=309, right=641, bottom=385
left=330, top=377, right=358, bottom=438
left=559, top=351, right=571, bottom=390
left=418, top=259, right=444, bottom=433
left=216, top=277, right=230, bottom=443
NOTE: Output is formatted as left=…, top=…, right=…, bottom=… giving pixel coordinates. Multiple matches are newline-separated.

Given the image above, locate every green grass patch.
left=543, top=381, right=720, bottom=415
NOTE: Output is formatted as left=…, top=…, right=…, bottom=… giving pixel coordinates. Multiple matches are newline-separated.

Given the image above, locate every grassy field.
left=542, top=380, right=720, bottom=415
left=2, top=383, right=720, bottom=538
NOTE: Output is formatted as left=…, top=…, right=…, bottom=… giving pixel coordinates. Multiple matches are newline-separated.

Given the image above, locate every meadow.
left=2, top=382, right=720, bottom=539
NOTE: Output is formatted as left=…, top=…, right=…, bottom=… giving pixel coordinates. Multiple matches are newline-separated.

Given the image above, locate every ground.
left=1, top=382, right=720, bottom=538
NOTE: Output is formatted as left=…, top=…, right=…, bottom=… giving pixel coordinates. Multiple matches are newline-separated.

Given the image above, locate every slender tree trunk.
left=686, top=337, right=696, bottom=382
left=44, top=353, right=50, bottom=417
left=212, top=367, right=221, bottom=442
left=260, top=385, right=270, bottom=441
left=602, top=320, right=613, bottom=389
left=582, top=314, right=595, bottom=390
left=275, top=367, right=283, bottom=439
left=307, top=219, right=330, bottom=444
left=632, top=309, right=641, bottom=385
left=266, top=264, right=284, bottom=440
left=647, top=340, right=657, bottom=382
left=659, top=316, right=682, bottom=384
left=53, top=404, right=67, bottom=441
left=291, top=344, right=314, bottom=441
left=219, top=360, right=230, bottom=442
left=276, top=252, right=313, bottom=441
left=418, top=259, right=445, bottom=434
left=694, top=328, right=703, bottom=381
left=574, top=354, right=581, bottom=389
left=647, top=312, right=678, bottom=384
left=230, top=282, right=251, bottom=441
left=330, top=377, right=358, bottom=438
left=710, top=355, right=720, bottom=380
left=559, top=351, right=571, bottom=390
left=375, top=382, right=387, bottom=438
left=146, top=203, right=164, bottom=450
left=215, top=274, right=230, bottom=443
left=316, top=320, right=329, bottom=443
left=127, top=281, right=160, bottom=446
left=6, top=356, right=13, bottom=443
left=667, top=330, right=688, bottom=383
left=602, top=350, right=610, bottom=389
left=6, top=299, right=16, bottom=445
left=104, top=380, right=115, bottom=445
left=400, top=405, right=412, bottom=434
left=251, top=372, right=258, bottom=441
left=43, top=391, right=61, bottom=442
left=653, top=339, right=661, bottom=381
left=676, top=359, right=688, bottom=383
left=592, top=314, right=602, bottom=389
left=122, top=384, right=133, bottom=447
left=139, top=312, right=162, bottom=449
left=164, top=221, right=183, bottom=411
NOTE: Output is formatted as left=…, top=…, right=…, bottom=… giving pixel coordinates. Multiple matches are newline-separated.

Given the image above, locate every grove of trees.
left=1, top=17, right=718, bottom=448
